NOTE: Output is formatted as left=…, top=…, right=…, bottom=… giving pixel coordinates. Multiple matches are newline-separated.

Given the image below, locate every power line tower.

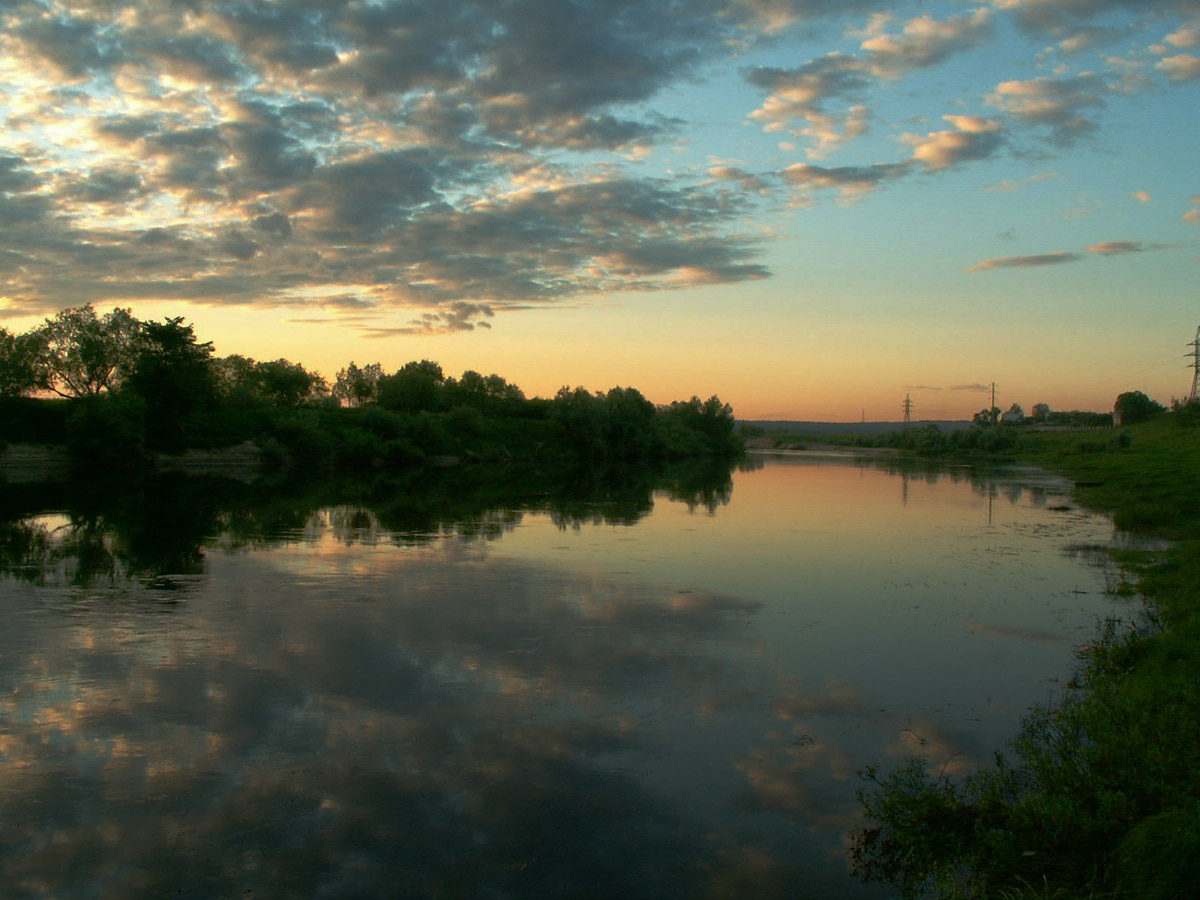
left=1188, top=326, right=1200, bottom=401
left=902, top=393, right=913, bottom=424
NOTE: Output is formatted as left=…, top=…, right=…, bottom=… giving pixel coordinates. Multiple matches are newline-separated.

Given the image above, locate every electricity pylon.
left=1188, top=326, right=1200, bottom=401
left=902, top=394, right=913, bottom=424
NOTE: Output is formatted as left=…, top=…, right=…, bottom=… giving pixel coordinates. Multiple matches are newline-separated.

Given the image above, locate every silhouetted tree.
left=1031, top=402, right=1051, bottom=423
left=125, top=317, right=216, bottom=452
left=604, top=386, right=657, bottom=459
left=333, top=361, right=383, bottom=407
left=973, top=407, right=1000, bottom=426
left=212, top=354, right=257, bottom=398
left=34, top=305, right=141, bottom=398
left=1114, top=390, right=1166, bottom=425
left=0, top=327, right=49, bottom=397
left=446, top=369, right=525, bottom=411
left=252, top=359, right=326, bottom=406
left=378, top=360, right=445, bottom=412
left=663, top=396, right=737, bottom=444
left=552, top=386, right=607, bottom=458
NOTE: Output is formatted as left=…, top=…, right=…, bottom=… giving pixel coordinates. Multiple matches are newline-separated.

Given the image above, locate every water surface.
left=0, top=454, right=1125, bottom=899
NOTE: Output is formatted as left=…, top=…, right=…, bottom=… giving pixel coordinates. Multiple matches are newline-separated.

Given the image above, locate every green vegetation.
left=851, top=404, right=1200, bottom=900
left=0, top=305, right=741, bottom=470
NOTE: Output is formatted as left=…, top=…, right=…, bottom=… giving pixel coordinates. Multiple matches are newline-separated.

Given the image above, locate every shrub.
left=65, top=394, right=146, bottom=467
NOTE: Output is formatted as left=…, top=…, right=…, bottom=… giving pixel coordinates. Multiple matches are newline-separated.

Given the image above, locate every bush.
left=266, top=412, right=334, bottom=471
left=65, top=394, right=146, bottom=468
left=383, top=437, right=426, bottom=467
left=332, top=426, right=386, bottom=468
left=1113, top=804, right=1200, bottom=899
left=356, top=405, right=407, bottom=440
left=0, top=397, right=70, bottom=446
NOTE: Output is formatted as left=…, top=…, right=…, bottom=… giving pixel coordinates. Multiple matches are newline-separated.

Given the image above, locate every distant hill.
left=739, top=419, right=974, bottom=436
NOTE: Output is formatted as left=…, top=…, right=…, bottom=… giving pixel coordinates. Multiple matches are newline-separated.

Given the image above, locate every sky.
left=0, top=0, right=1198, bottom=421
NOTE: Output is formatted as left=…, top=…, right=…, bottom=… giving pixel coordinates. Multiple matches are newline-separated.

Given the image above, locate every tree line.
left=0, top=305, right=741, bottom=469
left=973, top=392, right=1167, bottom=428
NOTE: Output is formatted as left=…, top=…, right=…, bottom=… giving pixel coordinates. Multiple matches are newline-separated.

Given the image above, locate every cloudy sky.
left=1, top=0, right=1197, bottom=419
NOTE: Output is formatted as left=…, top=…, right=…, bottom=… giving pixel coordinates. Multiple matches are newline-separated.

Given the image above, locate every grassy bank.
left=851, top=411, right=1200, bottom=900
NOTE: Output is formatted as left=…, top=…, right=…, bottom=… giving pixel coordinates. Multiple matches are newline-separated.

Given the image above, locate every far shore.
left=742, top=436, right=902, bottom=455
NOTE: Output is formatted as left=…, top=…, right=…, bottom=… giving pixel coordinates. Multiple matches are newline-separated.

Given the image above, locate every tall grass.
left=851, top=411, right=1200, bottom=900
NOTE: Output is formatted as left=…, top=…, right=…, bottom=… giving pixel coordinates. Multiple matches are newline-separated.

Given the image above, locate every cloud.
left=904, top=115, right=1006, bottom=170
left=859, top=8, right=995, bottom=77
left=997, top=0, right=1200, bottom=37
left=707, top=165, right=772, bottom=193
left=1, top=0, right=1196, bottom=333
left=1052, top=25, right=1127, bottom=55
left=1086, top=240, right=1159, bottom=255
left=358, top=303, right=496, bottom=335
left=1131, top=190, right=1151, bottom=203
left=0, top=0, right=797, bottom=327
left=1184, top=195, right=1200, bottom=225
left=1157, top=53, right=1200, bottom=81
left=967, top=252, right=1083, bottom=271
left=1164, top=24, right=1200, bottom=49
left=281, top=151, right=441, bottom=235
left=983, top=172, right=1058, bottom=191
left=731, top=0, right=886, bottom=36
left=987, top=75, right=1107, bottom=145
left=744, top=55, right=873, bottom=157
left=781, top=161, right=909, bottom=199
left=11, top=14, right=117, bottom=78
left=0, top=153, right=44, bottom=194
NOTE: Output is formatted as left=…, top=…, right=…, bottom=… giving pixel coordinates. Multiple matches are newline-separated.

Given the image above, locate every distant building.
left=1001, top=408, right=1025, bottom=424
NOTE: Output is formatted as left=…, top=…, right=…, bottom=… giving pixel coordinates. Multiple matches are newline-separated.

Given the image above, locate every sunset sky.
left=0, top=0, right=1197, bottom=420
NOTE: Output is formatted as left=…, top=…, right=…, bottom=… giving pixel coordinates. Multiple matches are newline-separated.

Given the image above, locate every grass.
left=850, top=410, right=1200, bottom=900
left=1019, top=412, right=1200, bottom=540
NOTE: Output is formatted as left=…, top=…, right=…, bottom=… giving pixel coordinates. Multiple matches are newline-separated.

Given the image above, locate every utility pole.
left=991, top=382, right=997, bottom=425
left=902, top=394, right=913, bottom=424
left=1188, top=326, right=1200, bottom=401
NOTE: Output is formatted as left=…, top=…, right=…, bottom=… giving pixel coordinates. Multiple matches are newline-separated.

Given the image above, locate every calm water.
left=0, top=453, right=1126, bottom=899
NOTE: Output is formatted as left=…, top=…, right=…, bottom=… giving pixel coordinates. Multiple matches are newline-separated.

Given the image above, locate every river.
left=0, top=452, right=1127, bottom=899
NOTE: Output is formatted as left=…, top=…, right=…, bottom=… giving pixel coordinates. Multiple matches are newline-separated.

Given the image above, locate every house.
left=1001, top=408, right=1025, bottom=424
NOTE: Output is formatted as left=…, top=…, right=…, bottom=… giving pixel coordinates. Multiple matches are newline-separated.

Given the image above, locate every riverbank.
left=852, top=411, right=1200, bottom=900
left=742, top=435, right=902, bottom=455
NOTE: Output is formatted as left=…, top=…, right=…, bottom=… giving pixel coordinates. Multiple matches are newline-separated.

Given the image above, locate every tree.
left=213, top=354, right=257, bottom=399
left=378, top=360, right=445, bottom=413
left=552, top=386, right=607, bottom=457
left=1114, top=390, right=1166, bottom=425
left=604, top=386, right=657, bottom=458
left=1031, top=402, right=1051, bottom=423
left=1007, top=403, right=1024, bottom=417
left=446, top=369, right=524, bottom=410
left=973, top=407, right=1000, bottom=427
left=125, top=316, right=216, bottom=452
left=333, top=362, right=383, bottom=407
left=35, top=305, right=141, bottom=398
left=252, top=359, right=326, bottom=406
left=213, top=355, right=325, bottom=407
left=0, top=327, right=49, bottom=397
left=659, top=395, right=739, bottom=455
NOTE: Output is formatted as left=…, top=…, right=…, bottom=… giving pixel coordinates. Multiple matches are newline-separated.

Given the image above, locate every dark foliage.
left=2, top=314, right=742, bottom=471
